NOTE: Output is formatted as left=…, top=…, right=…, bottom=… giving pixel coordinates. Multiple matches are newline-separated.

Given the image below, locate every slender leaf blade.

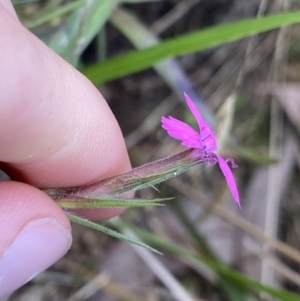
left=110, top=7, right=215, bottom=126
left=82, top=11, right=300, bottom=83
left=57, top=197, right=172, bottom=208
left=123, top=224, right=300, bottom=301
left=25, top=0, right=85, bottom=29
left=67, top=213, right=162, bottom=254
left=48, top=0, right=121, bottom=66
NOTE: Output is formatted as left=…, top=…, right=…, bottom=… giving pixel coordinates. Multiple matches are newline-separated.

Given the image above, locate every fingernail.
left=0, top=217, right=72, bottom=298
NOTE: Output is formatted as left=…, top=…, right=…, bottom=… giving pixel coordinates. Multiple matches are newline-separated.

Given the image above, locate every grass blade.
left=25, top=0, right=85, bottom=29
left=57, top=197, right=172, bottom=208
left=117, top=222, right=300, bottom=301
left=67, top=213, right=162, bottom=254
left=82, top=11, right=300, bottom=83
left=110, top=7, right=215, bottom=126
left=47, top=0, right=121, bottom=66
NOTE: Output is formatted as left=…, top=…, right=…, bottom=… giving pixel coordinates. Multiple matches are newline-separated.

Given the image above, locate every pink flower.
left=161, top=93, right=240, bottom=208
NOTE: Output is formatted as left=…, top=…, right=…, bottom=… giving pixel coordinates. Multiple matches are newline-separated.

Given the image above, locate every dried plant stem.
left=112, top=220, right=200, bottom=301
left=261, top=0, right=291, bottom=290
left=168, top=178, right=300, bottom=265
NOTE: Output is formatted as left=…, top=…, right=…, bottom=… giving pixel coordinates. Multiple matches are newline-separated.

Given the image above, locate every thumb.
left=0, top=0, right=18, bottom=19
left=0, top=182, right=72, bottom=298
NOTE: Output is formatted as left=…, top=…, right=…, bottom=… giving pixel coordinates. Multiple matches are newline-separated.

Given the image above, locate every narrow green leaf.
left=122, top=0, right=164, bottom=2
left=170, top=201, right=247, bottom=300
left=110, top=7, right=215, bottom=126
left=57, top=197, right=172, bottom=208
left=67, top=213, right=161, bottom=254
left=25, top=0, right=85, bottom=29
left=82, top=11, right=300, bottom=83
left=47, top=0, right=121, bottom=66
left=234, top=146, right=278, bottom=165
left=218, top=279, right=247, bottom=301
left=119, top=223, right=300, bottom=301
left=13, top=0, right=41, bottom=5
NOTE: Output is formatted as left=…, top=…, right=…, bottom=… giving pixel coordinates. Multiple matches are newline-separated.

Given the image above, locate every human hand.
left=0, top=0, right=131, bottom=297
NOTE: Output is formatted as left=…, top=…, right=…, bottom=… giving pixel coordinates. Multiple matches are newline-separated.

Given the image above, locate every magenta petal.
left=184, top=93, right=206, bottom=131
left=184, top=93, right=217, bottom=152
left=201, top=124, right=217, bottom=152
left=217, top=155, right=240, bottom=208
left=161, top=116, right=202, bottom=148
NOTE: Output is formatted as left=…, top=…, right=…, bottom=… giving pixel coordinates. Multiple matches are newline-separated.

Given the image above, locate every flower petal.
left=202, top=127, right=217, bottom=152
left=184, top=93, right=217, bottom=152
left=161, top=116, right=202, bottom=148
left=217, top=155, right=240, bottom=208
left=184, top=92, right=206, bottom=130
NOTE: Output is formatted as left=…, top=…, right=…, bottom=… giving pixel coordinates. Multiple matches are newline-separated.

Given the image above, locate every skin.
left=0, top=0, right=131, bottom=296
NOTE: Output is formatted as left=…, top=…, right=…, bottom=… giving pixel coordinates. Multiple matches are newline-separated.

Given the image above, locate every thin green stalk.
left=82, top=11, right=300, bottom=83
left=67, top=213, right=162, bottom=254
left=170, top=200, right=217, bottom=259
left=57, top=197, right=172, bottom=209
left=26, top=0, right=85, bottom=29
left=115, top=222, right=300, bottom=301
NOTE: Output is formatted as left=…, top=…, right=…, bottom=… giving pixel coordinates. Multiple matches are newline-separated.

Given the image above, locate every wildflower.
left=161, top=93, right=240, bottom=208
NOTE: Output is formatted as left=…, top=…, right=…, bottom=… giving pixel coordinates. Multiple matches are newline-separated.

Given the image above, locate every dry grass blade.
left=273, top=258, right=300, bottom=287
left=271, top=84, right=300, bottom=132
left=120, top=225, right=201, bottom=301
left=68, top=274, right=111, bottom=301
left=58, top=258, right=145, bottom=301
left=125, top=94, right=178, bottom=148
left=234, top=0, right=269, bottom=90
left=150, top=0, right=201, bottom=34
left=167, top=176, right=300, bottom=266
left=216, top=94, right=236, bottom=151
left=261, top=0, right=292, bottom=288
